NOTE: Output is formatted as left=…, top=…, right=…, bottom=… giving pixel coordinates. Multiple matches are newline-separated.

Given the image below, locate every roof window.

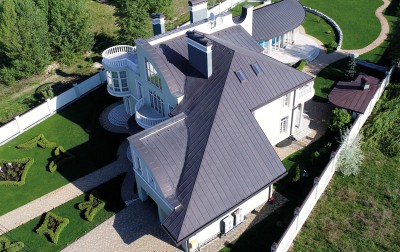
left=235, top=70, right=248, bottom=83
left=251, top=63, right=263, bottom=76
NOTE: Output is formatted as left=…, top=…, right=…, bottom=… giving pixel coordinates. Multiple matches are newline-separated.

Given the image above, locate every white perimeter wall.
left=0, top=70, right=106, bottom=145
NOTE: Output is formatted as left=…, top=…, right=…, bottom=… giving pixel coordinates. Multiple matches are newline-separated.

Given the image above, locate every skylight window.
left=251, top=63, right=263, bottom=76
left=235, top=70, right=247, bottom=83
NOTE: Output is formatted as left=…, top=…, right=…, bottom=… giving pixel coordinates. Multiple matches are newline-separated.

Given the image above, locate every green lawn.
left=300, top=0, right=382, bottom=49
left=302, top=12, right=337, bottom=48
left=0, top=174, right=126, bottom=252
left=229, top=1, right=261, bottom=17
left=0, top=87, right=128, bottom=215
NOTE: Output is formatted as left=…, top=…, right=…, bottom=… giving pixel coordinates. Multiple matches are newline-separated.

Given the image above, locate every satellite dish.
left=216, top=17, right=224, bottom=26
left=209, top=12, right=216, bottom=22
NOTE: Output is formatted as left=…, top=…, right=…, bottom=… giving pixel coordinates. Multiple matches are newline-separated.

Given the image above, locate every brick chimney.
left=188, top=0, right=208, bottom=23
left=151, top=13, right=165, bottom=36
left=186, top=31, right=213, bottom=78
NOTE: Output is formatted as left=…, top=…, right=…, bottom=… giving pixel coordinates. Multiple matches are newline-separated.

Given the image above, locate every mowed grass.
left=300, top=0, right=382, bottom=49
left=1, top=175, right=126, bottom=252
left=292, top=148, right=400, bottom=251
left=229, top=1, right=261, bottom=17
left=0, top=87, right=128, bottom=215
left=302, top=12, right=337, bottom=47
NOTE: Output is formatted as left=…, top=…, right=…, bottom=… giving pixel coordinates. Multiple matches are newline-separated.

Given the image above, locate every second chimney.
left=151, top=13, right=165, bottom=36
left=188, top=0, right=208, bottom=23
left=187, top=31, right=213, bottom=78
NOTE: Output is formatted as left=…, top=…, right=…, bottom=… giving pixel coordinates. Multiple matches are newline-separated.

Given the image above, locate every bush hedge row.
left=78, top=194, right=106, bottom=222
left=0, top=236, right=24, bottom=252
left=0, top=158, right=34, bottom=186
left=17, top=134, right=56, bottom=149
left=36, top=212, right=69, bottom=244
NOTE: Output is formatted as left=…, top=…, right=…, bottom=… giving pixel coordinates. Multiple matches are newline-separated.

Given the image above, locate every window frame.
left=145, top=59, right=162, bottom=90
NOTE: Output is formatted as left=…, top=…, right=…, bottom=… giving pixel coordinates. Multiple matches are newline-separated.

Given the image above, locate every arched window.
left=145, top=59, right=162, bottom=89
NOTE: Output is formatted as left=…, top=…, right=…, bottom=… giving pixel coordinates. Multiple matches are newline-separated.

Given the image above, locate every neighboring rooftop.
left=129, top=31, right=313, bottom=245
left=328, top=74, right=381, bottom=114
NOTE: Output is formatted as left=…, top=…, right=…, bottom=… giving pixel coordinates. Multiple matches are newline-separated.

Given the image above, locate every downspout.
left=289, top=89, right=297, bottom=136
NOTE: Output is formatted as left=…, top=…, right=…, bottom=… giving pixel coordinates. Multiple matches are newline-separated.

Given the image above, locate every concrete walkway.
left=0, top=141, right=131, bottom=235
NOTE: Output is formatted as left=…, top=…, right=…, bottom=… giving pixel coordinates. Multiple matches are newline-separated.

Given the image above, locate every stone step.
left=107, top=104, right=130, bottom=128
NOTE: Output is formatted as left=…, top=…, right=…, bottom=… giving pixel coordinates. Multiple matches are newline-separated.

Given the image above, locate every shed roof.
left=328, top=74, right=381, bottom=114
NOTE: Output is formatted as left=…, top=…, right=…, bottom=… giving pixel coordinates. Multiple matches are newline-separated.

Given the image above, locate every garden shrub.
left=0, top=158, right=34, bottom=186
left=78, top=193, right=106, bottom=222
left=292, top=164, right=301, bottom=182
left=296, top=60, right=306, bottom=71
left=0, top=236, right=24, bottom=252
left=48, top=146, right=74, bottom=173
left=325, top=40, right=338, bottom=52
left=328, top=108, right=351, bottom=132
left=337, top=128, right=364, bottom=176
left=35, top=84, right=54, bottom=100
left=17, top=134, right=56, bottom=149
left=36, top=212, right=69, bottom=244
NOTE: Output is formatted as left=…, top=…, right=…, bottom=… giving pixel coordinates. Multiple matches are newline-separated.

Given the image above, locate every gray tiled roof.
left=250, top=0, right=305, bottom=42
left=129, top=32, right=313, bottom=244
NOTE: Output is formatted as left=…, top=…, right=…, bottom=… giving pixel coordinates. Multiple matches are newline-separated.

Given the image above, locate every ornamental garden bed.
left=0, top=158, right=34, bottom=186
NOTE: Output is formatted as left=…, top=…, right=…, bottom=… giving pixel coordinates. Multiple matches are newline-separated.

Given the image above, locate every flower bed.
left=0, top=158, right=34, bottom=186
left=36, top=212, right=69, bottom=244
left=78, top=192, right=106, bottom=222
left=0, top=236, right=24, bottom=252
left=48, top=146, right=74, bottom=173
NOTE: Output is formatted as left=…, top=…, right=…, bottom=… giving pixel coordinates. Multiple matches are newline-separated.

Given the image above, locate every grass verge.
left=0, top=87, right=128, bottom=215
left=0, top=174, right=126, bottom=252
left=300, top=0, right=382, bottom=49
left=302, top=12, right=337, bottom=47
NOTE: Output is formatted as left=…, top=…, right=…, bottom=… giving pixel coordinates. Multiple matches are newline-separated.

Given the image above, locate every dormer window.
left=145, top=59, right=162, bottom=89
left=251, top=63, right=263, bottom=76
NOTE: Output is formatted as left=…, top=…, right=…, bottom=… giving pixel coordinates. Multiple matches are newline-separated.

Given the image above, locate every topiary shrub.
left=48, top=146, right=74, bottom=173
left=328, top=108, right=351, bottom=133
left=0, top=158, right=34, bottom=186
left=36, top=212, right=69, bottom=244
left=78, top=193, right=106, bottom=222
left=325, top=40, right=338, bottom=53
left=292, top=164, right=301, bottom=183
left=337, top=128, right=364, bottom=176
left=295, top=60, right=306, bottom=71
left=0, top=236, right=24, bottom=252
left=17, top=134, right=56, bottom=149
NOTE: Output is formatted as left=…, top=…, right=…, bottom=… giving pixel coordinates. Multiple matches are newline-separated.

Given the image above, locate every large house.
left=101, top=0, right=314, bottom=251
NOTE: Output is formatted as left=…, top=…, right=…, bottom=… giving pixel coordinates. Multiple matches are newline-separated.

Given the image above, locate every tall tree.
left=47, top=0, right=94, bottom=64
left=115, top=0, right=151, bottom=45
left=0, top=0, right=51, bottom=84
left=149, top=0, right=172, bottom=19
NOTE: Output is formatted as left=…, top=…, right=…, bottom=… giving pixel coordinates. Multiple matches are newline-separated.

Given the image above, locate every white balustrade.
left=102, top=45, right=138, bottom=73
left=135, top=98, right=169, bottom=129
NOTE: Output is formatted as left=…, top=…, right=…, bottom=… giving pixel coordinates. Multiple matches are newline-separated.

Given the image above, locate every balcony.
left=102, top=45, right=139, bottom=74
left=297, top=83, right=315, bottom=103
left=107, top=85, right=130, bottom=97
left=135, top=98, right=169, bottom=129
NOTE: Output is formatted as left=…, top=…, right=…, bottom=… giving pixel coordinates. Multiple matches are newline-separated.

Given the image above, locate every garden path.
left=0, top=141, right=131, bottom=235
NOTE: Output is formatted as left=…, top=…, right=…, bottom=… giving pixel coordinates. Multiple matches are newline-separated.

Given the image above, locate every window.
left=146, top=59, right=162, bottom=89
left=251, top=63, right=263, bottom=76
left=149, top=90, right=165, bottom=116
left=280, top=117, right=288, bottom=134
left=136, top=81, right=143, bottom=99
left=235, top=70, right=247, bottom=83
left=168, top=104, right=174, bottom=113
left=135, top=156, right=142, bottom=174
left=282, top=94, right=290, bottom=107
left=107, top=71, right=129, bottom=93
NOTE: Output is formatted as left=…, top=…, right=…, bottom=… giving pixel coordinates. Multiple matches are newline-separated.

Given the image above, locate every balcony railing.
left=107, top=85, right=131, bottom=97
left=135, top=98, right=169, bottom=129
left=297, top=83, right=315, bottom=102
left=102, top=45, right=139, bottom=74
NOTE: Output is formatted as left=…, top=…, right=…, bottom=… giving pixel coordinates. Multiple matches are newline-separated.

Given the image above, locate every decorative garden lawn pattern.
left=0, top=236, right=24, bottom=252
left=16, top=134, right=56, bottom=149
left=78, top=192, right=106, bottom=222
left=0, top=158, right=34, bottom=186
left=36, top=212, right=69, bottom=244
left=48, top=146, right=74, bottom=173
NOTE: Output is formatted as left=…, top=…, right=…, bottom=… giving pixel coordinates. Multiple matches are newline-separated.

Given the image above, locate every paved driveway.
left=63, top=200, right=180, bottom=252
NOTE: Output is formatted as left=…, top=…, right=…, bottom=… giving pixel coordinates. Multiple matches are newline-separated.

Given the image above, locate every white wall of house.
left=253, top=91, right=294, bottom=146
left=186, top=185, right=273, bottom=251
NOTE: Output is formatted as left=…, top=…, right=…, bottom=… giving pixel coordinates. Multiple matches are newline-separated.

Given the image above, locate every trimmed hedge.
left=48, top=146, right=74, bottom=173
left=296, top=60, right=306, bottom=71
left=36, top=212, right=69, bottom=244
left=16, top=134, right=56, bottom=149
left=0, top=158, right=34, bottom=186
left=0, top=236, right=24, bottom=252
left=78, top=193, right=106, bottom=222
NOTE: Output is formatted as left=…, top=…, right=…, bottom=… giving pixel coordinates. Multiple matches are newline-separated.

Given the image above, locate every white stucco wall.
left=187, top=185, right=272, bottom=251
left=253, top=91, right=294, bottom=146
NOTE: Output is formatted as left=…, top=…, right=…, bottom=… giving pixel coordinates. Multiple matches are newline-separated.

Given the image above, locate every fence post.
left=46, top=98, right=53, bottom=114
left=271, top=242, right=278, bottom=252
left=73, top=83, right=80, bottom=98
left=314, top=177, right=320, bottom=199
left=294, top=207, right=301, bottom=230
left=14, top=116, right=23, bottom=133
left=98, top=69, right=106, bottom=83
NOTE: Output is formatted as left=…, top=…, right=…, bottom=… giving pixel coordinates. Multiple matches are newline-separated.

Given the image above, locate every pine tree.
left=115, top=0, right=151, bottom=45
left=47, top=0, right=94, bottom=64
left=0, top=0, right=51, bottom=84
left=149, top=0, right=172, bottom=19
